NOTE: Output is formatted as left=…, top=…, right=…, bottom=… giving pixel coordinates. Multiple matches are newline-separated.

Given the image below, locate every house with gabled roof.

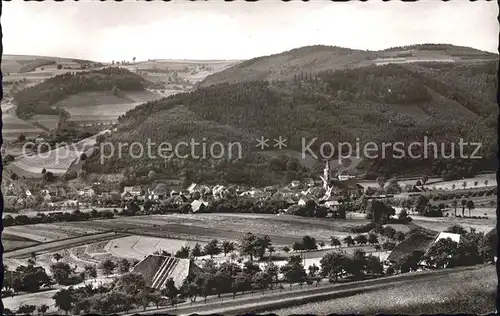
left=122, top=186, right=142, bottom=200
left=132, top=255, right=203, bottom=290
left=148, top=183, right=168, bottom=200
left=191, top=199, right=209, bottom=213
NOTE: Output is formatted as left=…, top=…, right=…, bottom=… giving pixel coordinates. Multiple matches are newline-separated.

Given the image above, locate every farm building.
left=433, top=232, right=461, bottom=244
left=191, top=199, right=208, bottom=212
left=132, top=255, right=202, bottom=289
left=388, top=230, right=462, bottom=267
left=148, top=183, right=168, bottom=200
left=387, top=229, right=439, bottom=264
left=122, top=186, right=143, bottom=200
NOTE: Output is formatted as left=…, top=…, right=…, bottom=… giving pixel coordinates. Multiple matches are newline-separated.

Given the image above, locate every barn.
left=132, top=255, right=202, bottom=289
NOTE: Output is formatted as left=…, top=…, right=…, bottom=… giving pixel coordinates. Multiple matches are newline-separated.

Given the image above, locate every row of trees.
left=2, top=256, right=138, bottom=297
left=3, top=209, right=115, bottom=227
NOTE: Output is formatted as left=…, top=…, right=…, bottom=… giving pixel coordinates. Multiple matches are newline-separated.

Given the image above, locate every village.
left=2, top=157, right=497, bottom=315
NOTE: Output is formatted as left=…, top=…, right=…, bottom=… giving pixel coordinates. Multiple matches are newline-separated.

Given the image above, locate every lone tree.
left=52, top=288, right=74, bottom=315
left=354, top=234, right=368, bottom=245
left=175, top=246, right=191, bottom=258
left=37, top=304, right=49, bottom=316
left=466, top=200, right=475, bottom=217
left=118, top=259, right=131, bottom=274
left=99, top=259, right=116, bottom=276
left=239, top=232, right=258, bottom=261
left=330, top=236, right=341, bottom=248
left=162, top=277, right=179, bottom=306
left=222, top=241, right=236, bottom=256
left=461, top=199, right=467, bottom=217
left=421, top=174, right=429, bottom=185
left=203, top=239, right=222, bottom=258
left=342, top=235, right=355, bottom=247
left=280, top=255, right=307, bottom=287
left=53, top=253, right=63, bottom=262
left=17, top=133, right=26, bottom=142
left=451, top=200, right=458, bottom=216
left=376, top=176, right=386, bottom=189
left=191, top=243, right=203, bottom=257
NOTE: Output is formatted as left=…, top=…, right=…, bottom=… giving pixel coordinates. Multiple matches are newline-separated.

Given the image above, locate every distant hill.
left=13, top=67, right=150, bottom=118
left=2, top=54, right=104, bottom=74
left=86, top=46, right=498, bottom=186
left=200, top=44, right=497, bottom=88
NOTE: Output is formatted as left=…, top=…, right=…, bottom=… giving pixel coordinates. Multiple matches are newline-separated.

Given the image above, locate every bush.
left=57, top=64, right=62, bottom=69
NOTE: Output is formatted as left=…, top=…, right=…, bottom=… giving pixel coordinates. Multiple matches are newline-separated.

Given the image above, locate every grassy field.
left=26, top=114, right=60, bottom=131
left=2, top=113, right=45, bottom=141
left=55, top=90, right=161, bottom=125
left=359, top=172, right=496, bottom=191
left=411, top=208, right=496, bottom=234
left=3, top=233, right=40, bottom=252
left=267, top=264, right=496, bottom=315
left=3, top=223, right=104, bottom=243
left=61, top=213, right=371, bottom=246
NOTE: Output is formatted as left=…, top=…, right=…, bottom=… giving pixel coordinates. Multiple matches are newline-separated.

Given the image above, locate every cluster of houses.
left=4, top=160, right=371, bottom=213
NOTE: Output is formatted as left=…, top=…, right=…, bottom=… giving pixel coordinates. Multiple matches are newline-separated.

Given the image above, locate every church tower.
left=322, top=160, right=331, bottom=190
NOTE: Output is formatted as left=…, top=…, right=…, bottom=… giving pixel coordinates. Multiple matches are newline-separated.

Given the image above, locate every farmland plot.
left=3, top=233, right=40, bottom=251
left=65, top=213, right=371, bottom=246
left=3, top=223, right=104, bottom=243
left=411, top=210, right=496, bottom=234
left=267, top=265, right=496, bottom=315
left=2, top=113, right=44, bottom=140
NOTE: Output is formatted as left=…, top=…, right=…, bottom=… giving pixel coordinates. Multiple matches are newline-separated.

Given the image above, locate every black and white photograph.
left=0, top=1, right=498, bottom=315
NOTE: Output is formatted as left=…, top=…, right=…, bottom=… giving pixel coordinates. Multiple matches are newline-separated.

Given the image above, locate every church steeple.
left=322, top=160, right=331, bottom=190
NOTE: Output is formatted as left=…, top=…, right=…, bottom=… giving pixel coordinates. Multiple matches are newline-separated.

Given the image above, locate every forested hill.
left=87, top=60, right=498, bottom=187
left=14, top=67, right=149, bottom=118
left=199, top=44, right=497, bottom=88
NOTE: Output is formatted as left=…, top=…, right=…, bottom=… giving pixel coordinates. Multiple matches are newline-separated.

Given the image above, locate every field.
left=359, top=173, right=496, bottom=191
left=103, top=235, right=202, bottom=260
left=3, top=223, right=104, bottom=243
left=411, top=210, right=496, bottom=234
left=266, top=264, right=496, bottom=315
left=59, top=213, right=371, bottom=246
left=2, top=113, right=45, bottom=141
left=26, top=114, right=60, bottom=131
left=3, top=233, right=40, bottom=252
left=120, top=59, right=239, bottom=88
left=54, top=90, right=162, bottom=125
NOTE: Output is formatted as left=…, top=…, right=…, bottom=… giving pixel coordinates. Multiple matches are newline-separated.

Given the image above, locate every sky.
left=2, top=0, right=498, bottom=62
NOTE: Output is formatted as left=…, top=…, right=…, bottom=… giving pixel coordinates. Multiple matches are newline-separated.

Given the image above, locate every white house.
left=122, top=186, right=142, bottom=200
left=290, top=180, right=301, bottom=188
left=43, top=193, right=52, bottom=202
left=433, top=232, right=461, bottom=244
left=191, top=199, right=209, bottom=213
left=79, top=187, right=95, bottom=198
left=322, top=200, right=340, bottom=209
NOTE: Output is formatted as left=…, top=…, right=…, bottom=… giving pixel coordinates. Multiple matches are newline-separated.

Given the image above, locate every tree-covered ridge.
left=200, top=45, right=375, bottom=88
left=97, top=61, right=496, bottom=185
left=379, top=43, right=497, bottom=57
left=14, top=67, right=148, bottom=118
left=200, top=44, right=497, bottom=88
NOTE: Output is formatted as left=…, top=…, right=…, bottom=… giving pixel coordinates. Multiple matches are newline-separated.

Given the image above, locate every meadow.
left=267, top=264, right=496, bottom=315
left=2, top=113, right=45, bottom=141
left=3, top=233, right=40, bottom=252
left=60, top=213, right=372, bottom=246
left=3, top=223, right=104, bottom=243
